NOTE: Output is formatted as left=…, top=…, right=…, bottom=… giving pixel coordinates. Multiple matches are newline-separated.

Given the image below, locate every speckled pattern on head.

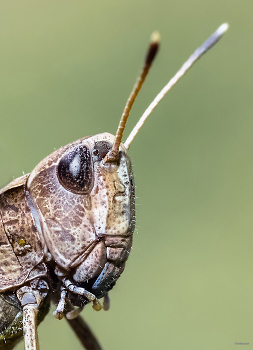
left=26, top=133, right=135, bottom=288
left=0, top=132, right=135, bottom=305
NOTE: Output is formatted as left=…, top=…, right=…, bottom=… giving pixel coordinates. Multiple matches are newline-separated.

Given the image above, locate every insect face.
left=27, top=132, right=135, bottom=298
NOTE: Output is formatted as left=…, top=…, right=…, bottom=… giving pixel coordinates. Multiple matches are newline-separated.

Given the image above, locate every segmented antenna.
left=104, top=32, right=160, bottom=162
left=124, top=23, right=229, bottom=149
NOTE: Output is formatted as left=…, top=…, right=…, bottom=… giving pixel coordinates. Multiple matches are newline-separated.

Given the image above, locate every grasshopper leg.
left=53, top=288, right=67, bottom=320
left=16, top=290, right=40, bottom=350
left=62, top=278, right=102, bottom=311
left=66, top=313, right=103, bottom=350
left=23, top=301, right=40, bottom=350
left=16, top=281, right=48, bottom=350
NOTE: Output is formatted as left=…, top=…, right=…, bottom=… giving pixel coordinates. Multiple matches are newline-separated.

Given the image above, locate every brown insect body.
left=0, top=25, right=228, bottom=349
left=0, top=132, right=135, bottom=316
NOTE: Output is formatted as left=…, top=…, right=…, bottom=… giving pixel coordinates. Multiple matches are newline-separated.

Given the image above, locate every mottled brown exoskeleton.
left=0, top=24, right=228, bottom=350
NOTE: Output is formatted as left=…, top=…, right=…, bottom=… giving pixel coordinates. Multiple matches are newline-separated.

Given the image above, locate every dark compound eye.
left=57, top=145, right=93, bottom=194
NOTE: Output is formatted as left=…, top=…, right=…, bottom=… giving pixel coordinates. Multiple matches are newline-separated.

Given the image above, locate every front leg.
left=16, top=279, right=49, bottom=350
left=62, top=278, right=102, bottom=311
left=53, top=288, right=67, bottom=320
left=23, top=301, right=40, bottom=350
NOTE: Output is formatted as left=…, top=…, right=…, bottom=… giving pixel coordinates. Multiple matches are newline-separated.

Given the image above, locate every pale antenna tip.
left=217, top=23, right=229, bottom=35
left=151, top=31, right=161, bottom=43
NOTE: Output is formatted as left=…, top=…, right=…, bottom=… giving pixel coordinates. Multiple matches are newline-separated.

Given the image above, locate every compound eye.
left=57, top=145, right=93, bottom=194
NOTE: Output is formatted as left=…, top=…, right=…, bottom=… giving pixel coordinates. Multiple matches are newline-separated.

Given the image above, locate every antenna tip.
left=151, top=31, right=161, bottom=43
left=145, top=32, right=160, bottom=66
left=217, top=23, right=229, bottom=35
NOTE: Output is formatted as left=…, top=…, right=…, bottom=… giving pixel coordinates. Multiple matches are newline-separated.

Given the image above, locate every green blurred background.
left=0, top=1, right=251, bottom=349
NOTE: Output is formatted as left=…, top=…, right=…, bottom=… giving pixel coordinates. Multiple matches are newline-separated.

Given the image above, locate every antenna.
left=104, top=31, right=160, bottom=162
left=124, top=23, right=229, bottom=149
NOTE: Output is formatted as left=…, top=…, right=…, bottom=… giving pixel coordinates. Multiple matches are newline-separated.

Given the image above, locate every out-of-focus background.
left=0, top=1, right=252, bottom=349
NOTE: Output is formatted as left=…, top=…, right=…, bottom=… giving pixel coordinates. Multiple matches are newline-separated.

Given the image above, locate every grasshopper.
left=0, top=24, right=228, bottom=350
